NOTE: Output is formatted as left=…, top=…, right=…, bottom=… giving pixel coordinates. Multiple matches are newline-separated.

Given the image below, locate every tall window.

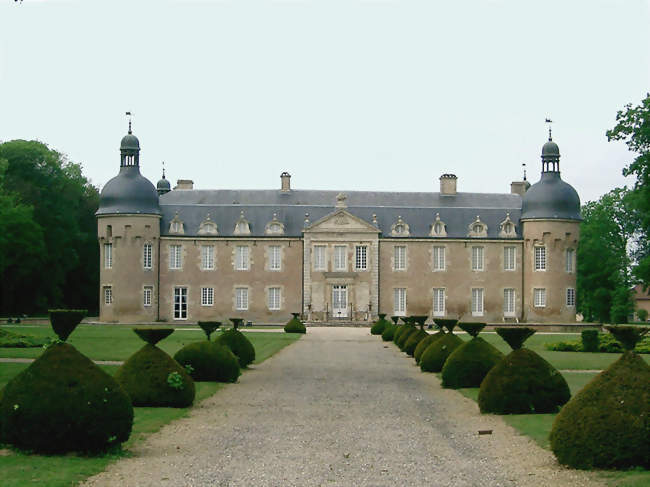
left=534, top=288, right=546, bottom=307
left=143, top=286, right=153, bottom=307
left=394, top=246, right=406, bottom=271
left=566, top=248, right=575, bottom=273
left=143, top=243, right=152, bottom=269
left=201, top=245, right=215, bottom=270
left=504, top=288, right=515, bottom=317
left=355, top=245, right=367, bottom=271
left=314, top=245, right=326, bottom=271
left=104, top=243, right=113, bottom=269
left=334, top=245, right=347, bottom=271
left=433, top=246, right=445, bottom=271
left=471, top=246, right=484, bottom=271
left=201, top=287, right=214, bottom=306
left=566, top=288, right=576, bottom=307
left=104, top=286, right=112, bottom=305
left=433, top=288, right=445, bottom=316
left=174, top=287, right=188, bottom=319
left=235, top=245, right=250, bottom=270
left=269, top=245, right=281, bottom=271
left=534, top=246, right=546, bottom=271
left=236, top=287, right=249, bottom=310
left=504, top=246, right=516, bottom=271
left=394, top=288, right=407, bottom=315
left=268, top=287, right=281, bottom=310
left=472, top=288, right=484, bottom=316
left=169, top=245, right=182, bottom=269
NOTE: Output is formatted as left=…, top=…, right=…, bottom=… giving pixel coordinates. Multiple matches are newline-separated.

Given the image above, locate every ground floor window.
left=503, top=288, right=515, bottom=317
left=566, top=288, right=576, bottom=307
left=268, top=287, right=281, bottom=310
left=236, top=287, right=249, bottom=310
left=534, top=288, right=546, bottom=308
left=143, top=286, right=153, bottom=307
left=174, top=287, right=188, bottom=319
left=104, top=286, right=112, bottom=305
left=201, top=287, right=214, bottom=306
left=394, top=288, right=406, bottom=316
left=471, top=288, right=484, bottom=316
left=433, top=288, right=445, bottom=316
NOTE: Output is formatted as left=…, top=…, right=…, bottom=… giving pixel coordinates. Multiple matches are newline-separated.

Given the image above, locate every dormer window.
left=234, top=211, right=251, bottom=235
left=198, top=214, right=218, bottom=235
left=265, top=213, right=285, bottom=235
left=169, top=213, right=184, bottom=235
left=430, top=213, right=447, bottom=237
left=498, top=213, right=517, bottom=238
left=391, top=216, right=410, bottom=237
left=468, top=216, right=487, bottom=238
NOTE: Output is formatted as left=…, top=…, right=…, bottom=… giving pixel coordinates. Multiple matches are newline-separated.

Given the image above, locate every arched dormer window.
left=498, top=213, right=517, bottom=238
left=169, top=212, right=184, bottom=235
left=198, top=213, right=218, bottom=235
left=391, top=216, right=410, bottom=237
left=265, top=213, right=285, bottom=235
left=430, top=213, right=447, bottom=237
left=234, top=211, right=251, bottom=235
left=468, top=216, right=487, bottom=238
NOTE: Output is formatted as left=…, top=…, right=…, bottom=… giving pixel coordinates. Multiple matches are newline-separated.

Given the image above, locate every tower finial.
left=162, top=161, right=166, bottom=179
left=522, top=162, right=527, bottom=181
left=126, top=111, right=133, bottom=134
left=545, top=117, right=553, bottom=140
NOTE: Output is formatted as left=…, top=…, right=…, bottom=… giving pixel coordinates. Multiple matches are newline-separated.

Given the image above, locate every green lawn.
left=0, top=327, right=301, bottom=487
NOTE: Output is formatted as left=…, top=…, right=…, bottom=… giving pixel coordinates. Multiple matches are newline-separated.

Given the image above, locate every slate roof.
left=159, top=189, right=523, bottom=239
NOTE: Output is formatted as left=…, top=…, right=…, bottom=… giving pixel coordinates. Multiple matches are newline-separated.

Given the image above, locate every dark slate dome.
left=541, top=139, right=560, bottom=157
left=97, top=167, right=161, bottom=216
left=157, top=176, right=171, bottom=192
left=120, top=134, right=140, bottom=151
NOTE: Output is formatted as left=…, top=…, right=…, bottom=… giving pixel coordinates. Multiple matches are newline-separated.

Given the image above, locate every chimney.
left=280, top=171, right=291, bottom=192
left=510, top=181, right=530, bottom=197
left=439, top=174, right=457, bottom=195
left=174, top=179, right=194, bottom=190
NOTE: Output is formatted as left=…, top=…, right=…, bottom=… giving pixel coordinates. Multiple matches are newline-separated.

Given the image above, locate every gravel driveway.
left=83, top=327, right=602, bottom=487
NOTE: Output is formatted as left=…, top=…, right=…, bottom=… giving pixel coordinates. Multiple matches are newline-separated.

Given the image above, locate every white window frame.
left=433, top=288, right=445, bottom=317
left=433, top=246, right=445, bottom=271
left=534, top=288, right=546, bottom=308
left=201, top=245, right=215, bottom=270
left=504, top=288, right=515, bottom=317
left=236, top=287, right=249, bottom=311
left=566, top=248, right=575, bottom=273
left=143, top=243, right=152, bottom=270
left=235, top=245, right=250, bottom=271
left=471, top=246, right=484, bottom=271
left=143, top=286, right=153, bottom=307
left=471, top=288, right=484, bottom=316
left=173, top=286, right=188, bottom=320
left=504, top=246, right=516, bottom=271
left=566, top=288, right=576, bottom=307
left=334, top=245, right=347, bottom=271
left=268, top=287, right=281, bottom=311
left=355, top=245, right=368, bottom=271
left=169, top=244, right=182, bottom=270
left=314, top=245, right=327, bottom=271
left=104, top=286, right=112, bottom=305
left=269, top=245, right=282, bottom=271
left=534, top=246, right=546, bottom=271
left=394, top=288, right=407, bottom=316
left=394, top=245, right=406, bottom=271
left=201, top=287, right=214, bottom=306
left=104, top=243, right=113, bottom=269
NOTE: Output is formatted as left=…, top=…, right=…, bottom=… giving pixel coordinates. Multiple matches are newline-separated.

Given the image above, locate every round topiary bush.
left=413, top=331, right=444, bottom=364
left=396, top=325, right=417, bottom=351
left=217, top=328, right=256, bottom=368
left=0, top=342, right=133, bottom=453
left=370, top=313, right=389, bottom=335
left=403, top=329, right=428, bottom=356
left=174, top=341, right=240, bottom=383
left=381, top=322, right=396, bottom=342
left=284, top=313, right=307, bottom=334
left=392, top=323, right=408, bottom=343
left=478, top=327, right=570, bottom=414
left=441, top=323, right=504, bottom=388
left=419, top=332, right=464, bottom=372
left=549, top=326, right=650, bottom=469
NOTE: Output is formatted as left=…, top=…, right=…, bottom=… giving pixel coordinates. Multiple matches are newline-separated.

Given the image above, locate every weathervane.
left=162, top=161, right=166, bottom=179
left=126, top=111, right=133, bottom=134
left=545, top=117, right=553, bottom=140
left=522, top=163, right=527, bottom=181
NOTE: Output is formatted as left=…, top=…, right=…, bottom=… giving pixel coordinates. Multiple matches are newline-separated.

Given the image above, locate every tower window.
left=104, top=243, right=113, bottom=269
left=566, top=248, right=575, bottom=273
left=534, top=246, right=546, bottom=271
left=143, top=243, right=152, bottom=270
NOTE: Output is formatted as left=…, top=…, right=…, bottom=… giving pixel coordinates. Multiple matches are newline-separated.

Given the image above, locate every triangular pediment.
left=305, top=209, right=379, bottom=234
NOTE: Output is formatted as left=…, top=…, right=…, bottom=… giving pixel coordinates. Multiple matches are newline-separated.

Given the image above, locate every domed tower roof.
left=521, top=134, right=581, bottom=221
left=157, top=168, right=171, bottom=196
left=96, top=125, right=160, bottom=216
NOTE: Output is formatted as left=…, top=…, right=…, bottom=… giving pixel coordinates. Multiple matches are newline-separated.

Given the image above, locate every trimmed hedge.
left=133, top=328, right=174, bottom=345
left=285, top=313, right=307, bottom=334
left=381, top=323, right=396, bottom=342
left=441, top=336, right=504, bottom=388
left=413, top=332, right=444, bottom=364
left=114, top=344, right=195, bottom=407
left=392, top=324, right=408, bottom=344
left=580, top=329, right=599, bottom=352
left=396, top=325, right=417, bottom=351
left=458, top=322, right=485, bottom=337
left=174, top=341, right=241, bottom=383
left=0, top=328, right=50, bottom=348
left=217, top=328, right=256, bottom=368
left=420, top=333, right=464, bottom=372
left=495, top=327, right=535, bottom=350
left=0, top=343, right=133, bottom=453
left=403, top=329, right=428, bottom=356
left=198, top=321, right=221, bottom=340
left=550, top=350, right=650, bottom=469
left=545, top=333, right=650, bottom=354
left=370, top=314, right=389, bottom=335
left=433, top=318, right=458, bottom=333
left=48, top=309, right=87, bottom=341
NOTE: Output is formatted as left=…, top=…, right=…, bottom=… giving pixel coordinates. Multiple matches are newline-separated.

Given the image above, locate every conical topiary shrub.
left=404, top=328, right=428, bottom=356
left=412, top=315, right=428, bottom=330
left=217, top=327, right=256, bottom=368
left=198, top=321, right=221, bottom=340
left=392, top=319, right=409, bottom=344
left=381, top=321, right=397, bottom=342
left=478, top=327, right=570, bottom=414
left=0, top=313, right=133, bottom=453
left=115, top=328, right=195, bottom=408
left=413, top=320, right=448, bottom=364
left=174, top=341, right=241, bottom=383
left=419, top=331, right=464, bottom=372
left=370, top=313, right=390, bottom=335
left=284, top=313, right=307, bottom=334
left=396, top=323, right=417, bottom=351
left=48, top=309, right=87, bottom=341
left=549, top=325, right=650, bottom=469
left=441, top=323, right=504, bottom=388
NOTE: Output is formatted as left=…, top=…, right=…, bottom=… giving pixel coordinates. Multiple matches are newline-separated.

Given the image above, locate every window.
left=334, top=245, right=347, bottom=271
left=201, top=287, right=214, bottom=306
left=504, top=246, right=516, bottom=271
left=534, top=288, right=546, bottom=307
left=504, top=288, right=515, bottom=317
left=433, top=288, right=445, bottom=316
left=143, top=286, right=153, bottom=307
left=169, top=245, right=182, bottom=269
left=174, top=287, right=188, bottom=319
left=355, top=245, right=367, bottom=271
left=472, top=246, right=484, bottom=271
left=236, top=287, right=249, bottom=310
left=314, top=245, right=326, bottom=271
left=269, top=245, right=281, bottom=271
left=394, top=246, right=406, bottom=271
left=268, top=287, right=281, bottom=310
left=472, top=288, right=484, bottom=316
left=104, top=243, right=113, bottom=269
left=170, top=220, right=184, bottom=234
left=201, top=245, right=214, bottom=270
left=236, top=221, right=249, bottom=234
left=104, top=286, right=112, bottom=305
left=566, top=288, right=576, bottom=307
left=235, top=245, right=250, bottom=270
left=394, top=288, right=407, bottom=315
left=534, top=246, right=546, bottom=271
left=433, top=246, right=445, bottom=271
left=566, top=248, right=575, bottom=273
left=143, top=243, right=152, bottom=269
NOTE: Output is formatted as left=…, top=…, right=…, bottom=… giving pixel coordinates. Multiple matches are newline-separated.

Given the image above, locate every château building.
left=96, top=126, right=581, bottom=324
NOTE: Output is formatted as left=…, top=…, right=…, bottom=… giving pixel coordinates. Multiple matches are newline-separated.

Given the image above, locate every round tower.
left=521, top=132, right=581, bottom=322
left=96, top=123, right=161, bottom=323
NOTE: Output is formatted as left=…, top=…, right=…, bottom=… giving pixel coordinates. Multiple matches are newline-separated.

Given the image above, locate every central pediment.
left=304, top=209, right=379, bottom=234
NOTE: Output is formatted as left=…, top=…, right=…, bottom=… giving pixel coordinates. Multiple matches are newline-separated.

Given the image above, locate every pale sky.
left=1, top=0, right=649, bottom=204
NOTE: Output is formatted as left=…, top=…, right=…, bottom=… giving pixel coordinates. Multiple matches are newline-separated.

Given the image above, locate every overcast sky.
left=1, top=0, right=649, bottom=204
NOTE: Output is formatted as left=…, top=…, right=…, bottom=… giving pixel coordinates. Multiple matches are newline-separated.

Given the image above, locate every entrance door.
left=174, top=287, right=188, bottom=320
left=332, top=285, right=348, bottom=318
